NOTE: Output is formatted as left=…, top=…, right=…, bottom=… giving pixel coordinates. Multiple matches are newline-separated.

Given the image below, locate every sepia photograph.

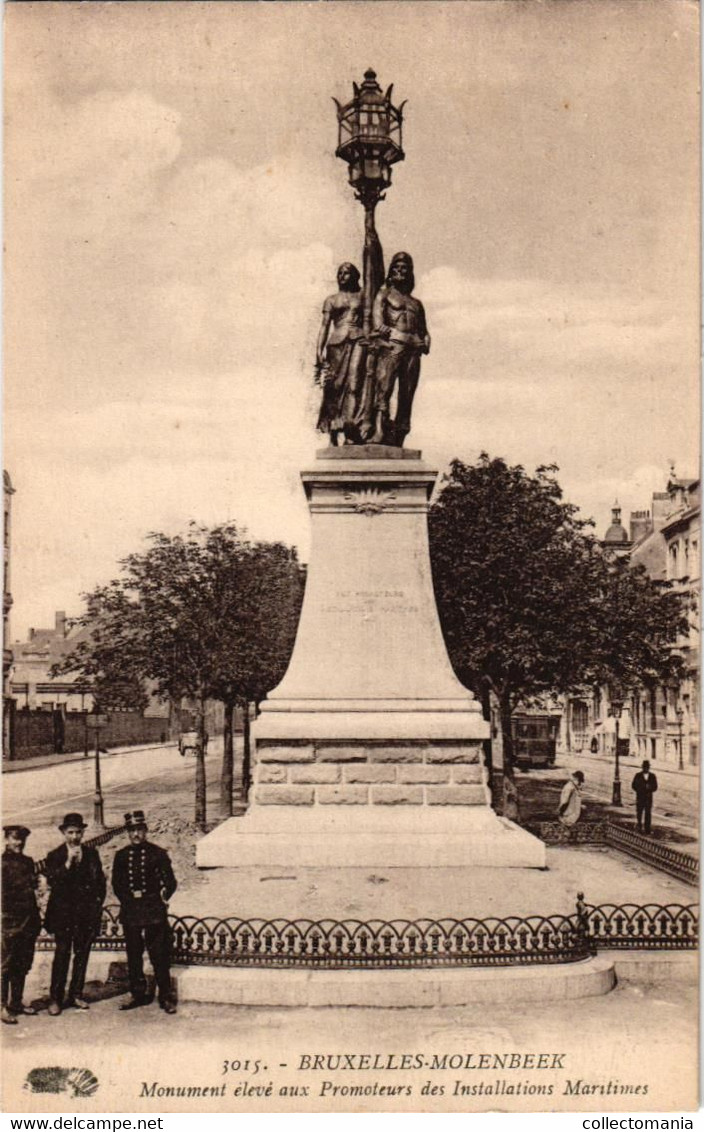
left=1, top=0, right=700, bottom=1118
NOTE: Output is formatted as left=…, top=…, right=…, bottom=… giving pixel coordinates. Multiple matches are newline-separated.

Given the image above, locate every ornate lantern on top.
left=333, top=69, right=406, bottom=337
left=334, top=69, right=405, bottom=207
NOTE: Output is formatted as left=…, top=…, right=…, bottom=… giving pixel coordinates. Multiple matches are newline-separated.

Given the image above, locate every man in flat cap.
left=112, top=811, right=177, bottom=1014
left=2, top=825, right=40, bottom=1025
left=44, top=813, right=106, bottom=1016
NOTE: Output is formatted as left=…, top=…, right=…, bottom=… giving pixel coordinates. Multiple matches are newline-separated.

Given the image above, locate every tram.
left=511, top=711, right=561, bottom=770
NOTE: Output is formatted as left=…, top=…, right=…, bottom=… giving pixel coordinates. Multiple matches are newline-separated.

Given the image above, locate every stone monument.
left=197, top=70, right=544, bottom=870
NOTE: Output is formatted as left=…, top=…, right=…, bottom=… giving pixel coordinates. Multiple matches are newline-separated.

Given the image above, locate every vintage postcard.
left=2, top=0, right=699, bottom=1119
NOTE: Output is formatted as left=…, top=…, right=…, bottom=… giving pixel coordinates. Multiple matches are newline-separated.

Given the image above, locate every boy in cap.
left=2, top=824, right=40, bottom=1025
left=44, top=813, right=106, bottom=1015
left=112, top=811, right=177, bottom=1014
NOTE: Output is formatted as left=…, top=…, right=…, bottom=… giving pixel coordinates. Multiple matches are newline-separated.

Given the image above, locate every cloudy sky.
left=4, top=0, right=699, bottom=640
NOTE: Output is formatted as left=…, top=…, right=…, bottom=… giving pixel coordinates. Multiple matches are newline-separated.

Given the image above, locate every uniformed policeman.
left=111, top=811, right=177, bottom=1014
left=2, top=825, right=40, bottom=1025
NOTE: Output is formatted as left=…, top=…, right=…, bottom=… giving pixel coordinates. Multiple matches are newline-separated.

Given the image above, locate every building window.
left=669, top=542, right=679, bottom=580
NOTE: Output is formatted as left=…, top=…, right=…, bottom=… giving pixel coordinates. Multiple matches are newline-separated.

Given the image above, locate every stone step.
left=196, top=807, right=546, bottom=868
left=176, top=956, right=616, bottom=1007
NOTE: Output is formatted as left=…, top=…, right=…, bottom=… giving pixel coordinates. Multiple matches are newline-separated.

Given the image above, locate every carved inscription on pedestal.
left=322, top=587, right=419, bottom=616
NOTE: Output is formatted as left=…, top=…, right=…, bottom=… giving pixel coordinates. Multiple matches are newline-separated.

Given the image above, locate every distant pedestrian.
left=631, top=760, right=658, bottom=834
left=558, top=770, right=585, bottom=826
left=44, top=813, right=106, bottom=1016
left=590, top=735, right=598, bottom=754
left=2, top=825, right=40, bottom=1025
left=112, top=811, right=178, bottom=1015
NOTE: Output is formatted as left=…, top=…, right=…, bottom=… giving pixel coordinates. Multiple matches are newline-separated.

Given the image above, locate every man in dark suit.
left=631, top=760, right=658, bottom=834
left=44, top=813, right=106, bottom=1015
left=2, top=824, right=41, bottom=1025
left=112, top=810, right=177, bottom=1014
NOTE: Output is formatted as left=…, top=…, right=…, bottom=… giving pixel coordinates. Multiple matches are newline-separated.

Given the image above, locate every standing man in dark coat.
left=631, top=760, right=658, bottom=834
left=44, top=813, right=106, bottom=1015
left=2, top=824, right=40, bottom=1025
left=112, top=811, right=177, bottom=1014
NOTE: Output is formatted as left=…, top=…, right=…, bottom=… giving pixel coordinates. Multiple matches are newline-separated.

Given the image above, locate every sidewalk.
left=560, top=746, right=699, bottom=786
left=3, top=740, right=177, bottom=774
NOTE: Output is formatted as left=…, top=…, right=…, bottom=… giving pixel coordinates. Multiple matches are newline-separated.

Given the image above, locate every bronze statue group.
left=1, top=810, right=177, bottom=1026
left=315, top=251, right=430, bottom=449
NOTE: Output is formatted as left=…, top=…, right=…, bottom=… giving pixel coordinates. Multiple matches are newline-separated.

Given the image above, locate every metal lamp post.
left=610, top=696, right=623, bottom=806
left=676, top=704, right=685, bottom=771
left=334, top=69, right=405, bottom=337
left=86, top=711, right=109, bottom=827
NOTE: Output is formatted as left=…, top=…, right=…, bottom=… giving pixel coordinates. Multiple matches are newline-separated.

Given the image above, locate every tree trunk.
left=487, top=688, right=504, bottom=814
left=499, top=692, right=515, bottom=778
left=242, top=701, right=252, bottom=801
left=195, top=693, right=207, bottom=831
left=220, top=699, right=235, bottom=817
left=167, top=697, right=179, bottom=741
left=498, top=691, right=520, bottom=823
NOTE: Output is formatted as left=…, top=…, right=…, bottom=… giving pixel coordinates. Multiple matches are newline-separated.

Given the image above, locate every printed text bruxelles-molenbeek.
left=296, top=1052, right=566, bottom=1072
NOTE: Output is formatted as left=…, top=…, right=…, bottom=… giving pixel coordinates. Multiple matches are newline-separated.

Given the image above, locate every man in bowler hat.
left=631, top=760, right=658, bottom=834
left=45, top=813, right=106, bottom=1015
left=112, top=811, right=177, bottom=1014
left=2, top=825, right=41, bottom=1025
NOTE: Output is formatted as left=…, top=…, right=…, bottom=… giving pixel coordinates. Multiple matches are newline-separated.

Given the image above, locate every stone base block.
left=196, top=806, right=546, bottom=869
left=176, top=956, right=615, bottom=1007
left=254, top=710, right=489, bottom=742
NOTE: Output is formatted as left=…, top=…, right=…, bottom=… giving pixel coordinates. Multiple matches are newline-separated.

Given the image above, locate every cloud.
left=419, top=266, right=693, bottom=368
left=7, top=89, right=182, bottom=243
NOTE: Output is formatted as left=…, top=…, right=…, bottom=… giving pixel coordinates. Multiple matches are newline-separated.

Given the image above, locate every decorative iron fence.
left=604, top=823, right=699, bottom=886
left=171, top=913, right=591, bottom=968
left=37, top=905, right=591, bottom=968
left=527, top=820, right=699, bottom=887
left=35, top=896, right=698, bottom=968
left=585, top=903, right=698, bottom=951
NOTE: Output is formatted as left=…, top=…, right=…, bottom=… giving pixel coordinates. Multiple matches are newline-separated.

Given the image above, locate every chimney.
left=629, top=510, right=652, bottom=544
left=651, top=492, right=671, bottom=532
left=55, top=610, right=67, bottom=637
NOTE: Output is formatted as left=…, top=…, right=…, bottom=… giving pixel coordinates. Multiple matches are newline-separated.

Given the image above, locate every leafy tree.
left=209, top=537, right=304, bottom=813
left=55, top=523, right=304, bottom=827
left=429, top=455, right=687, bottom=775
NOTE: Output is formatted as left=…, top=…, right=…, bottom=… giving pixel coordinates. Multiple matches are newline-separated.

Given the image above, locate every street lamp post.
left=86, top=711, right=109, bottom=827
left=676, top=705, right=685, bottom=771
left=611, top=697, right=623, bottom=807
left=334, top=69, right=405, bottom=338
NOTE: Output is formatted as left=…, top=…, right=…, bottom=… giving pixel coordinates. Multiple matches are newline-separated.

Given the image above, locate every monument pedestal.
left=197, top=446, right=545, bottom=870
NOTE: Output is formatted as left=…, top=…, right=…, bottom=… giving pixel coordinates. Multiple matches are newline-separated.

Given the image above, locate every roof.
left=604, top=522, right=629, bottom=545
left=630, top=528, right=667, bottom=581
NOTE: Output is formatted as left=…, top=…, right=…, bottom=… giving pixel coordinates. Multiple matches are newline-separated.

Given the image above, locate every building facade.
left=563, top=473, right=699, bottom=771
left=10, top=610, right=93, bottom=711
left=3, top=470, right=15, bottom=698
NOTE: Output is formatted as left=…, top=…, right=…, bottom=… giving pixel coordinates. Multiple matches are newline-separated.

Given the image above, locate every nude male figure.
left=371, top=251, right=430, bottom=446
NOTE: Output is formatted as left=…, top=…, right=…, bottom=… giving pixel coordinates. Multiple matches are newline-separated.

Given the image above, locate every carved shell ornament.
left=344, top=488, right=397, bottom=515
